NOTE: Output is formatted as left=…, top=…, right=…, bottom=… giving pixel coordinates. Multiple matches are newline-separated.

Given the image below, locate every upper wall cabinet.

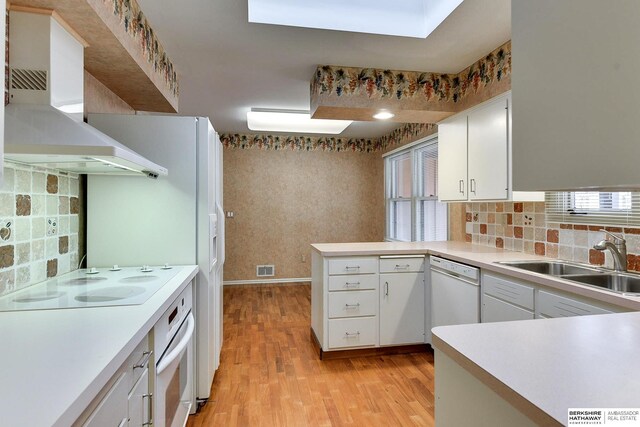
left=439, top=93, right=508, bottom=201
left=512, top=0, right=640, bottom=190
left=439, top=92, right=543, bottom=202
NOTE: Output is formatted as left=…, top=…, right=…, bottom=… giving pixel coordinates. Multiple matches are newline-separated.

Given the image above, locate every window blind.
left=416, top=143, right=438, bottom=198
left=545, top=192, right=640, bottom=226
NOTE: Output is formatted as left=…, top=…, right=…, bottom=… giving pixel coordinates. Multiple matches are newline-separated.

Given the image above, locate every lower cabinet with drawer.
left=379, top=255, right=426, bottom=346
left=328, top=317, right=377, bottom=349
left=311, top=252, right=426, bottom=356
left=482, top=272, right=627, bottom=324
left=536, top=290, right=615, bottom=318
left=75, top=334, right=152, bottom=427
left=482, top=273, right=535, bottom=323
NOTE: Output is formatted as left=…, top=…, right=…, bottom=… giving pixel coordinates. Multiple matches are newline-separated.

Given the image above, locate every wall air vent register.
left=256, top=265, right=275, bottom=277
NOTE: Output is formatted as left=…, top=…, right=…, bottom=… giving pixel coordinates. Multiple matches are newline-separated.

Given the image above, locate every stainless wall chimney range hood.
left=4, top=9, right=167, bottom=178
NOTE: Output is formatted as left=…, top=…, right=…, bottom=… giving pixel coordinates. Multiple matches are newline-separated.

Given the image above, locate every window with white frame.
left=385, top=138, right=448, bottom=241
left=545, top=191, right=640, bottom=225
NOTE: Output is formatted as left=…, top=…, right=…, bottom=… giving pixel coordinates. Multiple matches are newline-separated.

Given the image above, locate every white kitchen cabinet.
left=380, top=272, right=425, bottom=345
left=481, top=273, right=535, bottom=323
left=328, top=317, right=377, bottom=349
left=312, top=253, right=379, bottom=352
left=483, top=294, right=534, bottom=323
left=82, top=373, right=129, bottom=427
left=481, top=272, right=625, bottom=323
left=311, top=252, right=426, bottom=355
left=437, top=114, right=468, bottom=201
left=512, top=0, right=640, bottom=190
left=536, top=290, right=614, bottom=319
left=438, top=92, right=543, bottom=202
left=467, top=97, right=508, bottom=200
left=439, top=94, right=508, bottom=202
left=128, top=368, right=150, bottom=427
left=75, top=335, right=152, bottom=427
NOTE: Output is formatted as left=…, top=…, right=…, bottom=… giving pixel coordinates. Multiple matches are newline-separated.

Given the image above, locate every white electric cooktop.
left=0, top=266, right=181, bottom=312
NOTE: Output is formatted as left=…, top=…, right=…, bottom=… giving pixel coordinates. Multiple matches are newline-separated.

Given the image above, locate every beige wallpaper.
left=223, top=149, right=384, bottom=281
left=84, top=71, right=135, bottom=117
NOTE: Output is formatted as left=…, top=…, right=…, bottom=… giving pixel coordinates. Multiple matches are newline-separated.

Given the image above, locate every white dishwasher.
left=430, top=256, right=480, bottom=330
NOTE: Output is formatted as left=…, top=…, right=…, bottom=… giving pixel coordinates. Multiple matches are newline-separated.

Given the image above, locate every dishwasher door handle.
left=431, top=268, right=479, bottom=286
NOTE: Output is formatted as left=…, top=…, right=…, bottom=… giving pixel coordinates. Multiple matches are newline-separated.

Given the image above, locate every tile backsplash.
left=465, top=201, right=640, bottom=272
left=0, top=163, right=80, bottom=297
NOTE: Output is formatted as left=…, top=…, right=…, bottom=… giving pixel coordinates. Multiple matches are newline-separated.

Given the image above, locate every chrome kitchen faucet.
left=593, top=229, right=628, bottom=272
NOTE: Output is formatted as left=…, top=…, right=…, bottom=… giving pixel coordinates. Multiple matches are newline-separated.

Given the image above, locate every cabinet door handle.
left=344, top=303, right=360, bottom=308
left=385, top=281, right=389, bottom=296
left=470, top=178, right=477, bottom=194
left=134, top=350, right=153, bottom=369
left=459, top=179, right=464, bottom=194
left=344, top=331, right=360, bottom=337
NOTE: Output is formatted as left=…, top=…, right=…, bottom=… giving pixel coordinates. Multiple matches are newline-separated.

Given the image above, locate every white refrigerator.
left=86, top=114, right=224, bottom=407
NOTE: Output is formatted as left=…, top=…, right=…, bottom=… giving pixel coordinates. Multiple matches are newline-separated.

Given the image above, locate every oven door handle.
left=157, top=312, right=195, bottom=375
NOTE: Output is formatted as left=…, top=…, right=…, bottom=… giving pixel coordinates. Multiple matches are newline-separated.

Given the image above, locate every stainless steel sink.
left=497, top=260, right=640, bottom=295
left=498, top=260, right=604, bottom=276
left=565, top=274, right=640, bottom=295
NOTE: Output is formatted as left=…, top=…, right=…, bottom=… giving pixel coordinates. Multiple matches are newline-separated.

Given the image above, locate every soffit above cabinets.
left=9, top=1, right=179, bottom=113
left=310, top=41, right=512, bottom=123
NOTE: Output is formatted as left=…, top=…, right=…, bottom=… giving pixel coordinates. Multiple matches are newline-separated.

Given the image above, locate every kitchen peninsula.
left=311, top=241, right=640, bottom=425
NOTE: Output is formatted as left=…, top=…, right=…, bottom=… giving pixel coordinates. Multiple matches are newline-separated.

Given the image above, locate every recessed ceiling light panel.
left=248, top=0, right=464, bottom=38
left=247, top=109, right=352, bottom=134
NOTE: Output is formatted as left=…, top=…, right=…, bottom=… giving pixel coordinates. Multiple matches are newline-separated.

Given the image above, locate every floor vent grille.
left=256, top=265, right=275, bottom=277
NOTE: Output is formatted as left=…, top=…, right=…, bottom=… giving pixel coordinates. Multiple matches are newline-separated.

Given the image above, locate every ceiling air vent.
left=256, top=265, right=275, bottom=277
left=11, top=68, right=47, bottom=91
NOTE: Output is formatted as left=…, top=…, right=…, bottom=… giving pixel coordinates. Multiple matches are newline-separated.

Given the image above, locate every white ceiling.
left=136, top=0, right=511, bottom=138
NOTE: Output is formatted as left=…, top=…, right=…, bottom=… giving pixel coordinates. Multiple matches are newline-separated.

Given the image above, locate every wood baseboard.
left=310, top=327, right=432, bottom=360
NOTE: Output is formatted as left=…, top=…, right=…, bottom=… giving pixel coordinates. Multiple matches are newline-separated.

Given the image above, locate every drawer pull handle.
left=134, top=350, right=153, bottom=369
left=345, top=281, right=360, bottom=287
left=344, top=331, right=360, bottom=337
left=345, top=303, right=360, bottom=308
left=345, top=265, right=360, bottom=270
left=395, top=264, right=411, bottom=269
left=385, top=281, right=389, bottom=296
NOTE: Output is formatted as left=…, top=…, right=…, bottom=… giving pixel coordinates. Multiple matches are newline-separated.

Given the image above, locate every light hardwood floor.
left=187, top=284, right=436, bottom=427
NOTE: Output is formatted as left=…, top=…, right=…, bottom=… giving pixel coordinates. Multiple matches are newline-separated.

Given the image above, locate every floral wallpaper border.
left=220, top=123, right=436, bottom=152
left=219, top=133, right=378, bottom=152
left=312, top=41, right=511, bottom=104
left=104, top=0, right=178, bottom=97
left=378, top=123, right=436, bottom=151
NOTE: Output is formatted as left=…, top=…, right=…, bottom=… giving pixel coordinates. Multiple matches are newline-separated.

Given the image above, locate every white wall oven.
left=154, top=284, right=195, bottom=427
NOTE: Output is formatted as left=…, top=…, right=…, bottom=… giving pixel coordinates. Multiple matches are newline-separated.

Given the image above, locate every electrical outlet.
left=301, top=254, right=306, bottom=263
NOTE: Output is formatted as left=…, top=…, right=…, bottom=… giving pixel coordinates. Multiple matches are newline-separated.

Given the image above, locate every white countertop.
left=0, top=265, right=198, bottom=427
left=312, top=241, right=640, bottom=311
left=432, top=312, right=640, bottom=425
